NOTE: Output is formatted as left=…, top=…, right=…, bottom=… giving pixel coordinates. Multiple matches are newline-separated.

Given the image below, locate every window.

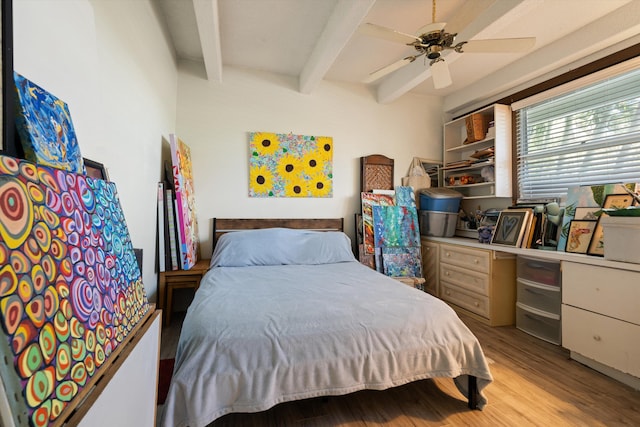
left=514, top=59, right=640, bottom=203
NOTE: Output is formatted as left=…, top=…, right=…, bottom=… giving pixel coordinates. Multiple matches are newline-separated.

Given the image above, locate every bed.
left=160, top=218, right=493, bottom=427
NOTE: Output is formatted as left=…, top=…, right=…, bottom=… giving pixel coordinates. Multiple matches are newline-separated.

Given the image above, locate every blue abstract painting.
left=382, top=247, right=422, bottom=277
left=14, top=72, right=85, bottom=174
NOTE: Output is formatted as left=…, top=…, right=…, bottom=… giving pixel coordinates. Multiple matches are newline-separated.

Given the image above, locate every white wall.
left=175, top=63, right=444, bottom=257
left=13, top=0, right=177, bottom=302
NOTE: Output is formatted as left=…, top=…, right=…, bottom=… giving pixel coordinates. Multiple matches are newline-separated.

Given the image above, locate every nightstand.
left=158, top=258, right=210, bottom=326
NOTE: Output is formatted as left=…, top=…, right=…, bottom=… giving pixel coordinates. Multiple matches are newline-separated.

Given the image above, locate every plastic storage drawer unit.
left=517, top=255, right=561, bottom=287
left=517, top=278, right=561, bottom=315
left=516, top=302, right=561, bottom=345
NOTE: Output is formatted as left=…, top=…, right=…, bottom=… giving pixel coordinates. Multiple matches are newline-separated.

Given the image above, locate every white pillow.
left=210, top=228, right=356, bottom=267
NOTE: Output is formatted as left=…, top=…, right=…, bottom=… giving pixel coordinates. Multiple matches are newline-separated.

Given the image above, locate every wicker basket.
left=465, top=114, right=487, bottom=144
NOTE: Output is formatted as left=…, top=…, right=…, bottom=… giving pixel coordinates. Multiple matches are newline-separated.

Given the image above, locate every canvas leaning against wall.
left=13, top=72, right=85, bottom=175
left=169, top=134, right=199, bottom=270
left=0, top=155, right=149, bottom=427
left=249, top=131, right=333, bottom=197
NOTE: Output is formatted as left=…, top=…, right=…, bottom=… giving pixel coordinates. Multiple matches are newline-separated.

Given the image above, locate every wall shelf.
left=443, top=104, right=512, bottom=199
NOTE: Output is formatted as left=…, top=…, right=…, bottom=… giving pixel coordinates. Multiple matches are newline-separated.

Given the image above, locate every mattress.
left=160, top=260, right=492, bottom=427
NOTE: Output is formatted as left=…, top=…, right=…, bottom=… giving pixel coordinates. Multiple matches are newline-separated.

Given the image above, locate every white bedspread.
left=160, top=261, right=493, bottom=427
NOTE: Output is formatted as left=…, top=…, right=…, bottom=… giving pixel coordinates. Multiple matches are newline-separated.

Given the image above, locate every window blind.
left=515, top=61, right=640, bottom=203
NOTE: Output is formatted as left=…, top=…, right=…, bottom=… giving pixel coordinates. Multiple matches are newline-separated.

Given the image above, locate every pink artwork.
left=170, top=134, right=199, bottom=270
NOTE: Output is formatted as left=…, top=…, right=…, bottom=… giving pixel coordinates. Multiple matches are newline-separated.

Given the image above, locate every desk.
left=158, top=258, right=210, bottom=326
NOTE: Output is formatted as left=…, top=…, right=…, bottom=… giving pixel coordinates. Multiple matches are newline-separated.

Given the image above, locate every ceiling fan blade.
left=458, top=37, right=535, bottom=53
left=363, top=56, right=417, bottom=84
left=431, top=59, right=452, bottom=89
left=359, top=23, right=421, bottom=45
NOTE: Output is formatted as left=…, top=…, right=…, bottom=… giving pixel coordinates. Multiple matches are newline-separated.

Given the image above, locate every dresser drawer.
left=517, top=278, right=561, bottom=315
left=440, top=282, right=490, bottom=318
left=517, top=255, right=561, bottom=287
left=440, top=244, right=490, bottom=273
left=440, top=262, right=489, bottom=295
left=562, top=263, right=640, bottom=325
left=563, top=305, right=640, bottom=378
left=516, top=303, right=561, bottom=345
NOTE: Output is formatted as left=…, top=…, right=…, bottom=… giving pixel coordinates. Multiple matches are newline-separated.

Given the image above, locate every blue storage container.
left=419, top=188, right=463, bottom=213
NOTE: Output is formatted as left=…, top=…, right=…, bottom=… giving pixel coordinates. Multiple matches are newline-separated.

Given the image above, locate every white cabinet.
left=437, top=242, right=516, bottom=326
left=443, top=104, right=512, bottom=199
left=562, top=262, right=640, bottom=389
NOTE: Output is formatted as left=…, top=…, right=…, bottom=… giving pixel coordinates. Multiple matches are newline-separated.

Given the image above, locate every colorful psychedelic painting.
left=361, top=192, right=394, bottom=256
left=0, top=155, right=149, bottom=427
left=13, top=72, right=85, bottom=175
left=371, top=186, right=422, bottom=277
left=249, top=132, right=333, bottom=197
left=169, top=134, right=199, bottom=270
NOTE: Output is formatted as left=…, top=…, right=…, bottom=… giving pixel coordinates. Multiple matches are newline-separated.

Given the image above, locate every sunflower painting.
left=249, top=132, right=333, bottom=197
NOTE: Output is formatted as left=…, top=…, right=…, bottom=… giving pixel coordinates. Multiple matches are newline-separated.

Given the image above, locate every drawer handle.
left=593, top=335, right=601, bottom=342
left=474, top=302, right=480, bottom=307
left=445, top=252, right=451, bottom=257
left=474, top=259, right=479, bottom=264
left=525, top=288, right=543, bottom=296
left=445, top=290, right=451, bottom=295
left=445, top=271, right=450, bottom=276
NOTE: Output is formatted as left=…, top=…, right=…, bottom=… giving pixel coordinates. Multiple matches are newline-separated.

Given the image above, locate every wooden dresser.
left=422, top=238, right=517, bottom=326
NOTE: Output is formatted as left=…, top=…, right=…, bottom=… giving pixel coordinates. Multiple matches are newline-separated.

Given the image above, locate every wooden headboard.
left=212, top=218, right=344, bottom=248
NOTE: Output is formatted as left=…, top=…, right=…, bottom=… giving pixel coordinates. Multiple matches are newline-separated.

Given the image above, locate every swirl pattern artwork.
left=0, top=155, right=149, bottom=426
left=249, top=132, right=333, bottom=198
left=13, top=73, right=85, bottom=175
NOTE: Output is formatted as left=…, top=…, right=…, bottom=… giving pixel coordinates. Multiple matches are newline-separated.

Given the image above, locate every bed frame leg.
left=468, top=375, right=478, bottom=409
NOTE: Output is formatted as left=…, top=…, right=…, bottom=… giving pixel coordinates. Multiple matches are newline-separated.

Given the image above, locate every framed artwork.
left=83, top=157, right=109, bottom=181
left=248, top=131, right=333, bottom=198
left=491, top=209, right=530, bottom=246
left=602, top=193, right=634, bottom=209
left=170, top=134, right=200, bottom=270
left=587, top=215, right=607, bottom=256
left=14, top=72, right=85, bottom=173
left=0, top=155, right=150, bottom=426
left=573, top=207, right=599, bottom=220
left=566, top=220, right=597, bottom=253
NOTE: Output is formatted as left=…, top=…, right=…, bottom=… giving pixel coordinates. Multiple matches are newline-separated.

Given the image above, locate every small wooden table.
left=158, top=258, right=210, bottom=326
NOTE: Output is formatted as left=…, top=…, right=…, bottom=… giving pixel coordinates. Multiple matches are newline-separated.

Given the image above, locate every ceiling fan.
left=360, top=0, right=536, bottom=89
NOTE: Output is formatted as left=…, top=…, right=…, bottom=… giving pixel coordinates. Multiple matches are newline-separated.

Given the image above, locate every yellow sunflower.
left=284, top=179, right=309, bottom=197
left=301, top=151, right=322, bottom=176
left=249, top=165, right=274, bottom=196
left=316, top=136, right=333, bottom=160
left=308, top=172, right=332, bottom=198
left=251, top=132, right=280, bottom=157
left=276, top=154, right=303, bottom=180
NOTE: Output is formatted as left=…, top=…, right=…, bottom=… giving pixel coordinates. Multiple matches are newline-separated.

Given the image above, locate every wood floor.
left=158, top=310, right=640, bottom=426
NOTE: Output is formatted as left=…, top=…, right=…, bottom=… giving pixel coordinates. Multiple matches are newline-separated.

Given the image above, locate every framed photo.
left=83, top=158, right=109, bottom=181
left=490, top=209, right=530, bottom=246
left=566, top=220, right=597, bottom=253
left=602, top=193, right=634, bottom=209
left=587, top=214, right=607, bottom=257
left=573, top=207, right=599, bottom=221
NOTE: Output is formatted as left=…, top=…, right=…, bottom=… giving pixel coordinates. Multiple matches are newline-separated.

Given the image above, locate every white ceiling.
left=156, top=0, right=640, bottom=109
